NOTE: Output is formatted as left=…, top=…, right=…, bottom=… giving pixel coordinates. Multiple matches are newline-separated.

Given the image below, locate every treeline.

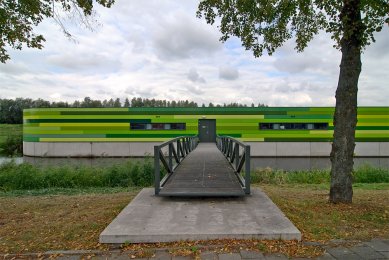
left=0, top=97, right=266, bottom=124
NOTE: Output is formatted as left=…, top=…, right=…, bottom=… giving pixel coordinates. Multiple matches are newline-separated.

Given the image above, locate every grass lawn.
left=0, top=184, right=388, bottom=256
left=261, top=183, right=389, bottom=241
left=0, top=124, right=22, bottom=143
left=0, top=188, right=139, bottom=254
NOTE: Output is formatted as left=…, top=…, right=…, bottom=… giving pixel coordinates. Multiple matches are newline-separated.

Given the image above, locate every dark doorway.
left=198, top=119, right=216, bottom=142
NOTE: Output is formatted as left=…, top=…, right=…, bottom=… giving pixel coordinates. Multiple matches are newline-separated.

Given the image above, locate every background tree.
left=198, top=0, right=389, bottom=203
left=0, top=0, right=114, bottom=63
left=124, top=98, right=130, bottom=107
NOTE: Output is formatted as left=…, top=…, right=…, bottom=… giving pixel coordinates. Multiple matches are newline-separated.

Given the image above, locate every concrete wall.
left=23, top=142, right=162, bottom=157
left=23, top=142, right=389, bottom=157
left=246, top=142, right=389, bottom=157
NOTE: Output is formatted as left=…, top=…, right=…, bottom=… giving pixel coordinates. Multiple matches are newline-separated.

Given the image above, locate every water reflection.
left=0, top=157, right=23, bottom=165
left=0, top=156, right=388, bottom=171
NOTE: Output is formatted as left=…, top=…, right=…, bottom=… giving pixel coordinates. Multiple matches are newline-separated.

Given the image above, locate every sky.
left=1, top=0, right=388, bottom=107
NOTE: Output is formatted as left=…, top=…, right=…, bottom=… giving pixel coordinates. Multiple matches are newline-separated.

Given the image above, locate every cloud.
left=47, top=53, right=120, bottom=72
left=274, top=55, right=321, bottom=74
left=219, top=66, right=239, bottom=80
left=187, top=68, right=206, bottom=83
left=152, top=11, right=222, bottom=60
left=186, top=85, right=205, bottom=95
left=0, top=61, right=31, bottom=75
left=270, top=93, right=313, bottom=106
left=0, top=0, right=387, bottom=107
left=125, top=86, right=157, bottom=99
left=273, top=33, right=340, bottom=76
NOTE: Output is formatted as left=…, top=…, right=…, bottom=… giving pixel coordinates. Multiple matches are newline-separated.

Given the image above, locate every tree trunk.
left=329, top=0, right=362, bottom=203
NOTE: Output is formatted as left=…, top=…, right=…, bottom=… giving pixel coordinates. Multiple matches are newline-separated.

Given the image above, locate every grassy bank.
left=0, top=159, right=154, bottom=192
left=0, top=160, right=388, bottom=194
left=251, top=165, right=389, bottom=184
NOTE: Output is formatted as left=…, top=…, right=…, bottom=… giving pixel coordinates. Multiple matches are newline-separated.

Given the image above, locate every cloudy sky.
left=1, top=0, right=388, bottom=106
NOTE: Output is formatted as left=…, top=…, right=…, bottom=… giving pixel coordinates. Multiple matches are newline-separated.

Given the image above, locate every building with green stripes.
left=23, top=107, right=389, bottom=157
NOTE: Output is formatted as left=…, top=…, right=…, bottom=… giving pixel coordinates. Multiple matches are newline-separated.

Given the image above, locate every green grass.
left=252, top=165, right=389, bottom=185
left=353, top=164, right=389, bottom=183
left=0, top=158, right=154, bottom=192
left=1, top=159, right=387, bottom=196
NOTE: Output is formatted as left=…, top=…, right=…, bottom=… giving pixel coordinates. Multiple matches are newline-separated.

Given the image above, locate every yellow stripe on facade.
left=356, top=123, right=389, bottom=126
left=309, top=130, right=333, bottom=134
left=358, top=115, right=389, bottom=119
left=240, top=138, right=265, bottom=142
left=355, top=130, right=389, bottom=134
left=173, top=115, right=265, bottom=119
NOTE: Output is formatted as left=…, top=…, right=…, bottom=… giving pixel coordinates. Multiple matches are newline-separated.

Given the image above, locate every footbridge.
left=154, top=136, right=250, bottom=197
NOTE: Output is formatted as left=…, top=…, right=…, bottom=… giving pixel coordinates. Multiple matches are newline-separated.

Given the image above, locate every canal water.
left=0, top=156, right=388, bottom=171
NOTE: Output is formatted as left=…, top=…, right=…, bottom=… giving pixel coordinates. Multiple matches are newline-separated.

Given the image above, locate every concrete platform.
left=99, top=188, right=301, bottom=243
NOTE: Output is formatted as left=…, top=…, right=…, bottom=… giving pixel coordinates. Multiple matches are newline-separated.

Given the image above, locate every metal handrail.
left=216, top=135, right=250, bottom=194
left=154, top=135, right=199, bottom=195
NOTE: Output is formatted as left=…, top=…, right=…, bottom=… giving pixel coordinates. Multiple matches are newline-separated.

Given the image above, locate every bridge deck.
left=159, top=143, right=245, bottom=197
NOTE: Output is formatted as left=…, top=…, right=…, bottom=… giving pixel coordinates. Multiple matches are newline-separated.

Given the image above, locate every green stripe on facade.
left=23, top=107, right=389, bottom=142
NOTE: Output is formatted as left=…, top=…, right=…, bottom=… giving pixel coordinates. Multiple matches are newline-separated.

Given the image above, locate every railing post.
left=177, top=139, right=181, bottom=160
left=244, top=145, right=250, bottom=194
left=168, top=143, right=173, bottom=173
left=154, top=145, right=160, bottom=195
left=229, top=140, right=233, bottom=159
left=235, top=143, right=239, bottom=170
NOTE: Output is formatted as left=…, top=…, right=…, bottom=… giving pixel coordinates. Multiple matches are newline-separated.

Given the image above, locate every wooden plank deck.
left=159, top=143, right=245, bottom=197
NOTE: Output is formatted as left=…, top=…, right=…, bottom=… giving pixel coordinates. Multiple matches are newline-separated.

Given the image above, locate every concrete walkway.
left=1, top=239, right=388, bottom=259
left=100, top=188, right=301, bottom=243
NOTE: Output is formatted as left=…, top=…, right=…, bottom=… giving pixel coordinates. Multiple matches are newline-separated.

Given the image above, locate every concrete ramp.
left=99, top=188, right=301, bottom=243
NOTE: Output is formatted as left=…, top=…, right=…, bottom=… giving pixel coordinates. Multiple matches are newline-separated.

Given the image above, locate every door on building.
left=198, top=119, right=216, bottom=142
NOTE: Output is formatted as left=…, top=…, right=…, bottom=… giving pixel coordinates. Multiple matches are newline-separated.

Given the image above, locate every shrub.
left=0, top=135, right=23, bottom=156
